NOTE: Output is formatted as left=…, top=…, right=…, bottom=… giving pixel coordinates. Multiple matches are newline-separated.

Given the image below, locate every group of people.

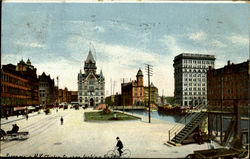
left=7, top=124, right=19, bottom=134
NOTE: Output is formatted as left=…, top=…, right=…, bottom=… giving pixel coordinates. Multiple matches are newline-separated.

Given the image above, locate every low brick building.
left=121, top=69, right=144, bottom=106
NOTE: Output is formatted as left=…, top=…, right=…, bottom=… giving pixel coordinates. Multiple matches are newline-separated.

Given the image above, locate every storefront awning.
left=14, top=107, right=26, bottom=111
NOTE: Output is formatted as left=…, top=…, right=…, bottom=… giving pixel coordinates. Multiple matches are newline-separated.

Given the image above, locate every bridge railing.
left=168, top=104, right=207, bottom=141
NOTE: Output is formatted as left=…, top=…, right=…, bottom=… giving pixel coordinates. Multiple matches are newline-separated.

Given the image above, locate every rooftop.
left=174, top=53, right=216, bottom=62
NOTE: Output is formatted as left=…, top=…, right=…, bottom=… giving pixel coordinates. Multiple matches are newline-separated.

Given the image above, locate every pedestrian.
left=116, top=137, right=124, bottom=157
left=26, top=114, right=29, bottom=120
left=60, top=116, right=63, bottom=125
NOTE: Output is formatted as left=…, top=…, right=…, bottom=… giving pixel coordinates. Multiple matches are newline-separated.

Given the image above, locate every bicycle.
left=105, top=147, right=131, bottom=158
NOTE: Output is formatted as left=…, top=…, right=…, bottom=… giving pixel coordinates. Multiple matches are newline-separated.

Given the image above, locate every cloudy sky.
left=2, top=2, right=249, bottom=96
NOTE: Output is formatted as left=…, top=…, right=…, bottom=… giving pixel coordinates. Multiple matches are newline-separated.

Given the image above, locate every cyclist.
left=116, top=137, right=123, bottom=156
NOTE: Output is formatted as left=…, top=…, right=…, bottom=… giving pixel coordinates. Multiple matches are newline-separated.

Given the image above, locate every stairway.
left=167, top=112, right=207, bottom=145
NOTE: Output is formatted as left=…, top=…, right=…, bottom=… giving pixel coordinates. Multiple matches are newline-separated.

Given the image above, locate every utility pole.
left=113, top=80, right=116, bottom=95
left=145, top=64, right=153, bottom=123
left=110, top=78, right=112, bottom=96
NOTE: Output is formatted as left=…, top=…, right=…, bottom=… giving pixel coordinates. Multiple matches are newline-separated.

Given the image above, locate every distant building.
left=158, top=96, right=167, bottom=106
left=173, top=53, right=215, bottom=106
left=38, top=72, right=56, bottom=106
left=105, top=95, right=115, bottom=106
left=207, top=60, right=249, bottom=114
left=144, top=82, right=159, bottom=105
left=70, top=91, right=78, bottom=103
left=78, top=50, right=105, bottom=107
left=121, top=69, right=144, bottom=106
left=1, top=59, right=39, bottom=117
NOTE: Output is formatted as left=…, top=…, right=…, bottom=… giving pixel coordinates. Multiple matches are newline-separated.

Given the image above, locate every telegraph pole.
left=145, top=64, right=153, bottom=123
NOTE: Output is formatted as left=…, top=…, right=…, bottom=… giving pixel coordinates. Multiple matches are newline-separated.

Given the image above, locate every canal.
left=125, top=109, right=184, bottom=123
left=125, top=110, right=249, bottom=131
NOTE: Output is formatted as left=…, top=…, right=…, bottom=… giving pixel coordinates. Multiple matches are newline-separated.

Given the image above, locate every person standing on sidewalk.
left=60, top=116, right=63, bottom=125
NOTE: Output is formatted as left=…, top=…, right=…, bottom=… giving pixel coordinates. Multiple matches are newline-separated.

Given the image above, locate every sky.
left=2, top=2, right=249, bottom=96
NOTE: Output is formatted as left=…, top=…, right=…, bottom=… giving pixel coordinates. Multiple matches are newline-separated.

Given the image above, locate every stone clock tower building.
left=78, top=50, right=105, bottom=107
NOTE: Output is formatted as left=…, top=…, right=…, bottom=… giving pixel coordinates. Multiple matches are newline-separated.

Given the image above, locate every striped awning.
left=14, top=107, right=26, bottom=111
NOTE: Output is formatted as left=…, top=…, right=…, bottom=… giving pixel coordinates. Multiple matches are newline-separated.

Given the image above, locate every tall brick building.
left=1, top=59, right=39, bottom=117
left=207, top=60, right=249, bottom=114
left=121, top=69, right=144, bottom=106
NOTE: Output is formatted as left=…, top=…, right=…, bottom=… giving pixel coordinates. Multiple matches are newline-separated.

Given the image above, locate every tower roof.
left=27, top=58, right=31, bottom=65
left=86, top=50, right=95, bottom=63
left=137, top=69, right=143, bottom=76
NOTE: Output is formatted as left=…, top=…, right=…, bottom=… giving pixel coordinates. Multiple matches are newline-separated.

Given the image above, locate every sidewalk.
left=1, top=111, right=42, bottom=125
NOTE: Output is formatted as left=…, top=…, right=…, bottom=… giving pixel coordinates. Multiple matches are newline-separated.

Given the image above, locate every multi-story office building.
left=78, top=50, right=105, bottom=107
left=173, top=53, right=215, bottom=106
left=207, top=60, right=249, bottom=114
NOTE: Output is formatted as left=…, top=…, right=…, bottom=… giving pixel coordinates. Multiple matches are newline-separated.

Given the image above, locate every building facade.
left=207, top=60, right=249, bottom=114
left=173, top=53, right=215, bottom=106
left=78, top=50, right=105, bottom=107
left=144, top=82, right=159, bottom=105
left=121, top=69, right=144, bottom=106
left=1, top=59, right=39, bottom=117
left=38, top=72, right=56, bottom=107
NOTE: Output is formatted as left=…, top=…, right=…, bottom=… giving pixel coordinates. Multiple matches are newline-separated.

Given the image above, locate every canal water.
left=125, top=109, right=184, bottom=123
left=125, top=110, right=249, bottom=131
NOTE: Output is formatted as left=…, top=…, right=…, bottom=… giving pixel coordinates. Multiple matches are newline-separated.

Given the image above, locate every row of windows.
left=79, top=91, right=104, bottom=96
left=182, top=65, right=211, bottom=69
left=40, top=83, right=49, bottom=87
left=39, top=93, right=46, bottom=97
left=1, top=97, right=33, bottom=105
left=184, top=87, right=206, bottom=91
left=134, top=88, right=143, bottom=96
left=184, top=78, right=206, bottom=82
left=183, top=59, right=214, bottom=65
left=2, top=85, right=33, bottom=96
left=2, top=73, right=30, bottom=88
left=79, top=85, right=104, bottom=90
left=184, top=73, right=206, bottom=77
left=183, top=92, right=206, bottom=95
left=184, top=83, right=206, bottom=86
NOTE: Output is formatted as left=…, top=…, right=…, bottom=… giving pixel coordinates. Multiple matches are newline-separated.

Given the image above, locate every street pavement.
left=1, top=108, right=213, bottom=158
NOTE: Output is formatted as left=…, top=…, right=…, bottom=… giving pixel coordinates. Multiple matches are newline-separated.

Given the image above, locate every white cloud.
left=189, top=32, right=206, bottom=41
left=14, top=41, right=46, bottom=48
left=2, top=54, right=22, bottom=65
left=229, top=34, right=248, bottom=46
left=160, top=35, right=193, bottom=54
left=209, top=40, right=227, bottom=48
left=36, top=58, right=80, bottom=91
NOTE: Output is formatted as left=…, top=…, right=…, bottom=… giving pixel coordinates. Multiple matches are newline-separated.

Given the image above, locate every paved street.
left=1, top=108, right=211, bottom=158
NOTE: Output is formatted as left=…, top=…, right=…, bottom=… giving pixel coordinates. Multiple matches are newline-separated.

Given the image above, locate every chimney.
left=227, top=60, right=230, bottom=66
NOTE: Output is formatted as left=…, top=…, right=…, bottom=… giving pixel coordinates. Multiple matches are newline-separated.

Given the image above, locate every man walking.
left=116, top=137, right=123, bottom=157
left=60, top=116, right=63, bottom=125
